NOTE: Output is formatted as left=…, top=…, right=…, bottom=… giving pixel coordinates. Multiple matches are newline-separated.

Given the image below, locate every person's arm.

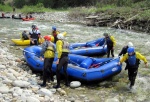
left=110, top=36, right=116, bottom=47
left=40, top=42, right=47, bottom=60
left=103, top=38, right=106, bottom=48
left=37, top=30, right=43, bottom=43
left=56, top=40, right=63, bottom=64
left=118, top=54, right=128, bottom=65
left=118, top=46, right=126, bottom=56
left=136, top=52, right=148, bottom=67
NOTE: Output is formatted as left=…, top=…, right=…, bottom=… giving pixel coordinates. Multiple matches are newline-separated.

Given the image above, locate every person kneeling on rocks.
left=39, top=35, right=55, bottom=87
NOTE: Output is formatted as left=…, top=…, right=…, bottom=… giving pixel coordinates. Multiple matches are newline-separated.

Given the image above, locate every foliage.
left=0, top=4, right=12, bottom=11
left=21, top=3, right=50, bottom=13
left=0, top=0, right=4, bottom=4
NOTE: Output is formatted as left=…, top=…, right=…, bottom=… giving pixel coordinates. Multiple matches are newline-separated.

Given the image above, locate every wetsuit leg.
left=107, top=48, right=111, bottom=58
left=48, top=58, right=54, bottom=81
left=62, top=57, right=69, bottom=86
left=42, top=58, right=50, bottom=85
left=111, top=48, right=114, bottom=57
left=128, top=67, right=138, bottom=87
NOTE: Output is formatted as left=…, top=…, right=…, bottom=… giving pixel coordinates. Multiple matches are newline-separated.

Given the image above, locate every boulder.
left=70, top=81, right=81, bottom=88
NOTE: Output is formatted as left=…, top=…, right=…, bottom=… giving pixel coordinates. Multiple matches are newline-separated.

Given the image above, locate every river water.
left=0, top=18, right=150, bottom=102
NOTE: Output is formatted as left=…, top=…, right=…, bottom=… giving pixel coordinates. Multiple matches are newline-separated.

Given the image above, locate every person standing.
left=118, top=47, right=148, bottom=90
left=118, top=42, right=134, bottom=70
left=53, top=34, right=70, bottom=88
left=118, top=42, right=134, bottom=57
left=51, top=26, right=60, bottom=43
left=28, top=25, right=42, bottom=45
left=39, top=35, right=55, bottom=87
left=103, top=33, right=116, bottom=58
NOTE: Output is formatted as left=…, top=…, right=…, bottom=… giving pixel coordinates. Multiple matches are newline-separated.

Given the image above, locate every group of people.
left=39, top=26, right=70, bottom=88
left=103, top=33, right=148, bottom=90
left=25, top=14, right=33, bottom=19
left=22, top=25, right=69, bottom=88
left=22, top=25, right=148, bottom=90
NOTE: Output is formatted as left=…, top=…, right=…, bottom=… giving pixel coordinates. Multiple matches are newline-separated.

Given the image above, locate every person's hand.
left=118, top=62, right=121, bottom=66
left=31, top=40, right=34, bottom=44
left=145, top=63, right=148, bottom=68
left=112, top=47, right=114, bottom=50
left=56, top=59, right=59, bottom=64
left=40, top=57, right=44, bottom=61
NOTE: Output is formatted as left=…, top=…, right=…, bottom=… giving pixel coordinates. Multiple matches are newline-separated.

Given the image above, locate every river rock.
left=3, top=79, right=12, bottom=84
left=105, top=98, right=119, bottom=102
left=8, top=68, right=20, bottom=77
left=13, top=80, right=30, bottom=88
left=26, top=96, right=40, bottom=102
left=0, top=86, right=10, bottom=94
left=0, top=65, right=6, bottom=69
left=70, top=81, right=81, bottom=88
left=38, top=88, right=53, bottom=96
left=57, top=88, right=67, bottom=96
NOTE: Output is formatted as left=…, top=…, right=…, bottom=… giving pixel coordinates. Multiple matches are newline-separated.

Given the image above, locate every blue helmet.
left=52, top=26, right=56, bottom=31
left=127, top=47, right=135, bottom=53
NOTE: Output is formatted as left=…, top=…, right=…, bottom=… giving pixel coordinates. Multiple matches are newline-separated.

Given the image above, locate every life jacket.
left=127, top=53, right=140, bottom=67
left=30, top=29, right=39, bottom=40
left=62, top=40, right=69, bottom=53
left=106, top=36, right=113, bottom=47
left=44, top=41, right=55, bottom=58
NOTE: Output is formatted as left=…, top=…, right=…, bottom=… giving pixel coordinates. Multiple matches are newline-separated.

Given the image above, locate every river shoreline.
left=1, top=11, right=150, bottom=34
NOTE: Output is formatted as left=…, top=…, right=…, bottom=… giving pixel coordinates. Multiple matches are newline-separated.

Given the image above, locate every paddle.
left=19, top=48, right=39, bottom=57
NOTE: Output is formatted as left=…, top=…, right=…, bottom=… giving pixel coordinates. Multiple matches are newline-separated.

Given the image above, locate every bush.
left=0, top=4, right=12, bottom=11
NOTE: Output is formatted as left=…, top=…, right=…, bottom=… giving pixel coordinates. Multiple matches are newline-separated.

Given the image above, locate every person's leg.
left=128, top=67, right=138, bottom=88
left=111, top=48, right=114, bottom=57
left=130, top=68, right=138, bottom=87
left=40, top=58, right=49, bottom=87
left=107, top=48, right=111, bottom=58
left=62, top=57, right=69, bottom=86
left=48, top=58, right=54, bottom=81
left=53, top=59, right=64, bottom=88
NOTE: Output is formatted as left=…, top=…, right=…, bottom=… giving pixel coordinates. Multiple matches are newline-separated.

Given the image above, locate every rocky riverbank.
left=0, top=42, right=75, bottom=102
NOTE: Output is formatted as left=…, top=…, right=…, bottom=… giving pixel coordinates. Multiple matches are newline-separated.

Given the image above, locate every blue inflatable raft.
left=23, top=46, right=122, bottom=81
left=69, top=38, right=107, bottom=56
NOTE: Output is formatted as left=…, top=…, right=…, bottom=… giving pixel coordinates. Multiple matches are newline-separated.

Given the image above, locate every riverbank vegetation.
left=1, top=0, right=149, bottom=20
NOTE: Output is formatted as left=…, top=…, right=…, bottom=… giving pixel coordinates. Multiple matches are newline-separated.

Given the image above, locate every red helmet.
left=44, top=35, right=51, bottom=41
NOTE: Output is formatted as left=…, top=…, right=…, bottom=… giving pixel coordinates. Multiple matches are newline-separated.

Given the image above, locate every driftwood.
left=110, top=14, right=139, bottom=28
left=85, top=13, right=150, bottom=33
left=123, top=14, right=139, bottom=23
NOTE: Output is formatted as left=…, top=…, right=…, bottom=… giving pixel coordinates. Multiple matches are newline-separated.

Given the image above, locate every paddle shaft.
left=19, top=47, right=38, bottom=56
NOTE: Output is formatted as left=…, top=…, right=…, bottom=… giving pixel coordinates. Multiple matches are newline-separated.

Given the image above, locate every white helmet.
left=57, top=33, right=64, bottom=40
left=128, top=42, right=133, bottom=47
